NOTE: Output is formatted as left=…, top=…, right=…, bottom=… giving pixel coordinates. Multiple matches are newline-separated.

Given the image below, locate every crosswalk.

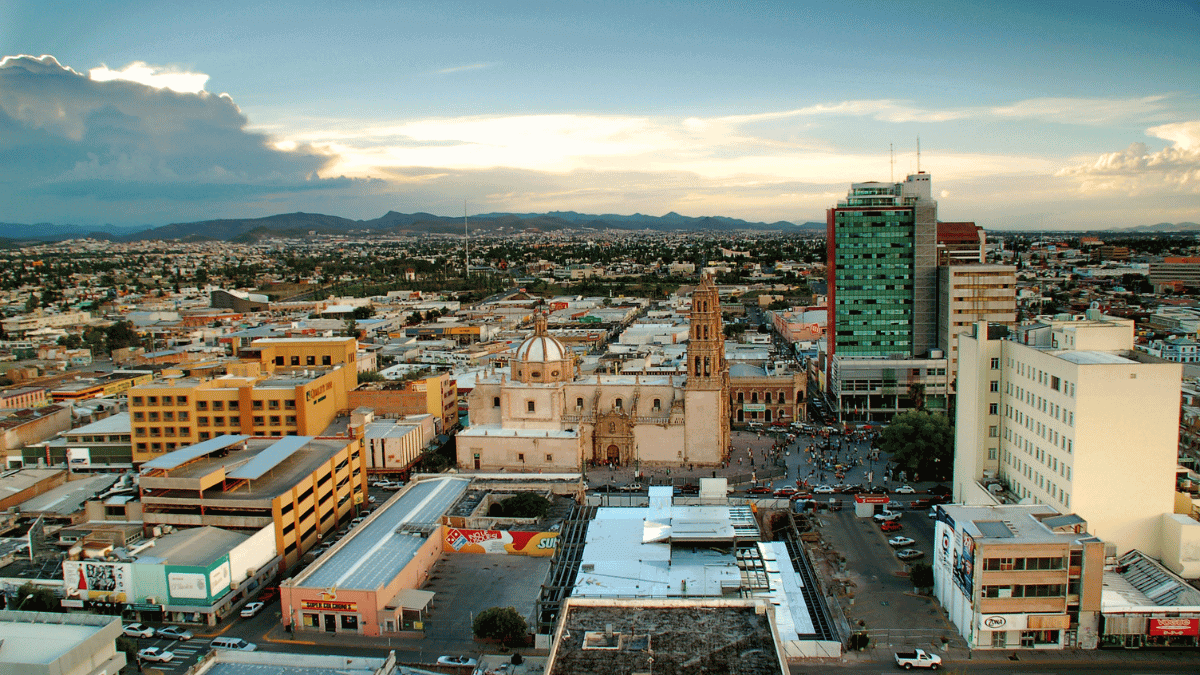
left=139, top=638, right=210, bottom=672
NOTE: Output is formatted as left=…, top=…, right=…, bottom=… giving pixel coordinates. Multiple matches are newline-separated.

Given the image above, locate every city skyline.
left=2, top=0, right=1198, bottom=230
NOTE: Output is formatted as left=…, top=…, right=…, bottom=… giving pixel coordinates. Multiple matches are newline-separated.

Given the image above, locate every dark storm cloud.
left=0, top=55, right=348, bottom=219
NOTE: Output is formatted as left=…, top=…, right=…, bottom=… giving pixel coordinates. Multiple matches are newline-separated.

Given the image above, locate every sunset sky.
left=2, top=0, right=1198, bottom=230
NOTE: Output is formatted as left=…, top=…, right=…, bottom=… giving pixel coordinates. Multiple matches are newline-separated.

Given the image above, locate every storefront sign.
left=982, top=615, right=1006, bottom=629
left=1149, top=618, right=1199, bottom=636
left=301, top=599, right=358, bottom=612
left=129, top=603, right=164, bottom=612
left=854, top=495, right=889, bottom=504
left=742, top=404, right=766, bottom=412
left=979, top=613, right=1027, bottom=630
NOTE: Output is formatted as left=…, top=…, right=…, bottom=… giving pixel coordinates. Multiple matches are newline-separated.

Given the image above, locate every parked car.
left=927, top=484, right=952, bottom=496
left=773, top=487, right=797, bottom=498
left=894, top=485, right=916, bottom=494
left=436, top=655, right=477, bottom=667
left=748, top=485, right=772, bottom=495
left=894, top=648, right=941, bottom=670
left=813, top=485, right=835, bottom=494
left=896, top=548, right=925, bottom=561
left=258, top=586, right=279, bottom=602
left=241, top=601, right=265, bottom=618
left=137, top=647, right=175, bottom=663
left=888, top=535, right=915, bottom=547
left=880, top=520, right=903, bottom=532
left=679, top=483, right=700, bottom=495
left=155, top=626, right=193, bottom=641
left=123, top=624, right=155, bottom=638
left=910, top=498, right=935, bottom=509
left=873, top=510, right=902, bottom=523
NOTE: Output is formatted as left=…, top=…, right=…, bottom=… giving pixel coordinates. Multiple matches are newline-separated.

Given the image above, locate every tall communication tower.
left=463, top=200, right=469, bottom=279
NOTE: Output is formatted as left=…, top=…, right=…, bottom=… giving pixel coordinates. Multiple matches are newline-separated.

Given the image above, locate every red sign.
left=301, top=599, right=357, bottom=612
left=1149, top=618, right=1199, bottom=636
left=855, top=495, right=889, bottom=504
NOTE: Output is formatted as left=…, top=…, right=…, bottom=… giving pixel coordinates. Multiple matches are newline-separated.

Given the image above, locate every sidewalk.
left=825, top=643, right=1200, bottom=667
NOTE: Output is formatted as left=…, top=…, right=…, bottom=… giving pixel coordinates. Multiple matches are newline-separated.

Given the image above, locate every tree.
left=490, top=493, right=551, bottom=519
left=14, top=583, right=62, bottom=612
left=104, top=321, right=142, bottom=353
left=472, top=606, right=528, bottom=644
left=910, top=562, right=934, bottom=594
left=877, top=410, right=953, bottom=481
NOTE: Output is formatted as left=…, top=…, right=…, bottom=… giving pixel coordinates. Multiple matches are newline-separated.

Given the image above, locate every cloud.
left=435, top=62, right=499, bottom=75
left=1055, top=120, right=1200, bottom=194
left=0, top=54, right=349, bottom=222
left=89, top=61, right=209, bottom=94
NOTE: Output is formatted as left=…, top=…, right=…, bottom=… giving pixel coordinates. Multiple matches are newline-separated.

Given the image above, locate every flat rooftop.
left=458, top=425, right=579, bottom=439
left=0, top=468, right=64, bottom=500
left=939, top=504, right=1090, bottom=543
left=549, top=601, right=785, bottom=675
left=21, top=474, right=118, bottom=516
left=62, top=412, right=130, bottom=436
left=0, top=611, right=120, bottom=666
left=297, top=475, right=470, bottom=591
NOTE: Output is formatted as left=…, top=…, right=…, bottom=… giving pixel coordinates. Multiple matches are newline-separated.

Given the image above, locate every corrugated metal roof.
left=227, top=436, right=314, bottom=480
left=141, top=435, right=250, bottom=470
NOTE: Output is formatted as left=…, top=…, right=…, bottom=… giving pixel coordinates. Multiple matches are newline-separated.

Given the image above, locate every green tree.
left=910, top=562, right=934, bottom=593
left=104, top=321, right=142, bottom=353
left=878, top=411, right=953, bottom=481
left=472, top=606, right=528, bottom=644
left=14, top=583, right=62, bottom=612
left=491, top=493, right=551, bottom=519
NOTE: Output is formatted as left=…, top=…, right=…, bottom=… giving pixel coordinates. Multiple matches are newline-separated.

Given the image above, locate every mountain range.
left=0, top=213, right=1197, bottom=243
left=0, top=211, right=824, bottom=243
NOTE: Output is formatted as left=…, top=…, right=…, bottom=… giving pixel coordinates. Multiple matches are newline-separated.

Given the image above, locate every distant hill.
left=1119, top=222, right=1200, bottom=233
left=0, top=211, right=823, bottom=242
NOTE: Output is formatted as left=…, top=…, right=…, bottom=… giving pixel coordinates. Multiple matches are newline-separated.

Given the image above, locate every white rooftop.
left=458, top=425, right=579, bottom=439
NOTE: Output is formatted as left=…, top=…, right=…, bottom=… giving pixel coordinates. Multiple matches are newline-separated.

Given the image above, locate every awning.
left=385, top=588, right=435, bottom=611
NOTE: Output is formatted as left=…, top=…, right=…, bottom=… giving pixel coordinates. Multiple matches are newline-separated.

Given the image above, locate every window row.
left=131, top=395, right=188, bottom=406
left=274, top=355, right=333, bottom=366
left=982, top=556, right=1065, bottom=571
left=982, top=583, right=1065, bottom=598
left=133, top=411, right=190, bottom=422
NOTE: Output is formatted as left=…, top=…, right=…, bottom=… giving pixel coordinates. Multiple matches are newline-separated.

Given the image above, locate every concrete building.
left=281, top=475, right=471, bottom=636
left=35, top=412, right=133, bottom=470
left=138, top=434, right=367, bottom=568
left=937, top=221, right=986, bottom=265
left=0, top=386, right=49, bottom=409
left=728, top=366, right=806, bottom=425
left=349, top=408, right=437, bottom=477
left=1149, top=257, right=1200, bottom=292
left=348, top=373, right=458, bottom=433
left=938, top=264, right=1017, bottom=382
left=128, top=339, right=355, bottom=463
left=0, top=610, right=125, bottom=675
left=1099, top=549, right=1200, bottom=648
left=954, top=317, right=1200, bottom=572
left=2, top=404, right=73, bottom=467
left=933, top=504, right=1106, bottom=650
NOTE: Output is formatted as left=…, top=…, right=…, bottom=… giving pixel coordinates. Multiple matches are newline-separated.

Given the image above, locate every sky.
left=1, top=0, right=1199, bottom=231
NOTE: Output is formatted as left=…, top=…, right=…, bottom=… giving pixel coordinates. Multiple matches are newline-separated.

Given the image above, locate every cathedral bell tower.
left=684, top=274, right=730, bottom=464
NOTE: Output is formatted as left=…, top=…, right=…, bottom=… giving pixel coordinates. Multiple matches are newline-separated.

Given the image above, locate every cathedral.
left=458, top=275, right=731, bottom=472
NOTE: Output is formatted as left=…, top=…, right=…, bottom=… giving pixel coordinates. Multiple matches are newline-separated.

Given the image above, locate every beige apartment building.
left=934, top=504, right=1106, bottom=650
left=954, top=316, right=1200, bottom=576
left=938, top=264, right=1016, bottom=383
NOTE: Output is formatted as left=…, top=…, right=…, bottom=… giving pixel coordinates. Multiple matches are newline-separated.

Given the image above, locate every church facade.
left=458, top=276, right=731, bottom=472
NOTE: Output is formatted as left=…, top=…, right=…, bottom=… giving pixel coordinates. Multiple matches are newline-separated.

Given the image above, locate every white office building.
left=954, top=315, right=1200, bottom=577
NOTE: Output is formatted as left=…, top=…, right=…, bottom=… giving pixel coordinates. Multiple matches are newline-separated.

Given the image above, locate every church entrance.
left=606, top=445, right=620, bottom=464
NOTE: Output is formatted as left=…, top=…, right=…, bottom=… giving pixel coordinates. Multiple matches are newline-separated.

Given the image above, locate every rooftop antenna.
left=463, top=199, right=469, bottom=279
left=916, top=136, right=921, bottom=173
left=890, top=143, right=894, bottom=183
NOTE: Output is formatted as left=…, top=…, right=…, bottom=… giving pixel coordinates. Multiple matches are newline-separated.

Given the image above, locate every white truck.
left=894, top=648, right=942, bottom=670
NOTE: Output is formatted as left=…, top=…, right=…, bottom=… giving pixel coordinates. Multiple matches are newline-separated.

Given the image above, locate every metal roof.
left=300, top=476, right=470, bottom=591
left=973, top=521, right=1015, bottom=539
left=141, top=435, right=250, bottom=470
left=227, top=436, right=314, bottom=480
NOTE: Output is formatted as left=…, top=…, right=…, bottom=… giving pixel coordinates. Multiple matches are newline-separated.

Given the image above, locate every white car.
left=873, top=510, right=902, bottom=523
left=123, top=623, right=156, bottom=638
left=813, top=485, right=835, bottom=494
left=888, top=535, right=915, bottom=547
left=138, top=647, right=175, bottom=663
left=241, top=601, right=265, bottom=618
left=155, top=626, right=194, bottom=641
left=894, top=485, right=916, bottom=494
left=436, top=655, right=477, bottom=667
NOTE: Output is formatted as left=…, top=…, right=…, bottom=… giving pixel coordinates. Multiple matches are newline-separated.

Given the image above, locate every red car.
left=748, top=486, right=772, bottom=495
left=773, top=487, right=797, bottom=498
left=880, top=520, right=903, bottom=532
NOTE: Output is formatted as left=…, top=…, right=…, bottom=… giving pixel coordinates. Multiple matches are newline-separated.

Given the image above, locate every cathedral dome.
left=516, top=334, right=569, bottom=363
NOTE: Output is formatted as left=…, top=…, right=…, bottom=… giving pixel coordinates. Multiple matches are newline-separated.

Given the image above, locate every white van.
left=211, top=637, right=256, bottom=651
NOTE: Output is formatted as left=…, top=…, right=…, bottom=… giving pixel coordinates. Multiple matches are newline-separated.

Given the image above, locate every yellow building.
left=128, top=338, right=359, bottom=464
left=139, top=434, right=367, bottom=568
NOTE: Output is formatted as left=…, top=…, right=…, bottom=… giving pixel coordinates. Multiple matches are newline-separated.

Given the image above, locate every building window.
left=133, top=411, right=144, bottom=422
left=322, top=355, right=332, bottom=365
left=253, top=400, right=264, bottom=410
left=147, top=396, right=158, bottom=406
left=254, top=415, right=265, bottom=426
left=269, top=400, right=280, bottom=410
left=286, top=415, right=296, bottom=426
left=198, top=432, right=210, bottom=441
left=653, top=398, right=661, bottom=410
left=213, top=416, right=224, bottom=427
left=197, top=400, right=208, bottom=411
left=198, top=416, right=209, bottom=427
left=765, top=392, right=772, bottom=404
left=576, top=397, right=584, bottom=409
left=307, top=356, right=316, bottom=366
left=988, top=447, right=998, bottom=460
left=615, top=398, right=623, bottom=409
left=291, top=356, right=300, bottom=366
left=545, top=454, right=553, bottom=462
left=275, top=356, right=285, bottom=366
left=988, top=403, right=998, bottom=415
left=990, top=357, right=1000, bottom=369
left=270, top=415, right=281, bottom=426
left=163, top=411, right=174, bottom=421
left=148, top=411, right=160, bottom=422
left=230, top=416, right=240, bottom=427
left=132, top=396, right=144, bottom=406
left=285, top=399, right=295, bottom=410
left=494, top=397, right=501, bottom=407
left=177, top=411, right=189, bottom=421
left=527, top=401, right=535, bottom=413
left=990, top=380, right=999, bottom=393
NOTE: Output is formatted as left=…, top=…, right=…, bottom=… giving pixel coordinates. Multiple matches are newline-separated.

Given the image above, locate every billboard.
left=168, top=572, right=209, bottom=599
left=1149, top=618, right=1199, bottom=636
left=67, top=448, right=91, bottom=467
left=63, top=560, right=131, bottom=600
left=954, top=530, right=976, bottom=599
left=443, top=528, right=558, bottom=556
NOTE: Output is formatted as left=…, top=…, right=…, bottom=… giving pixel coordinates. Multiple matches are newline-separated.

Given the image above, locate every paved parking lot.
left=419, top=552, right=552, bottom=643
left=810, top=501, right=959, bottom=646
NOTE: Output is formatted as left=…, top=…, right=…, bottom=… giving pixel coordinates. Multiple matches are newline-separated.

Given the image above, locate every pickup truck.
left=894, top=648, right=942, bottom=670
